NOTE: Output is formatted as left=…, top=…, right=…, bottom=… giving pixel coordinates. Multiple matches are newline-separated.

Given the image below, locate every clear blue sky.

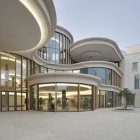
left=53, top=0, right=140, bottom=50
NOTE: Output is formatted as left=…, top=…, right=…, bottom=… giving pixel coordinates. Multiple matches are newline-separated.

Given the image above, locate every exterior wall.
left=123, top=52, right=140, bottom=107
left=0, top=49, right=123, bottom=112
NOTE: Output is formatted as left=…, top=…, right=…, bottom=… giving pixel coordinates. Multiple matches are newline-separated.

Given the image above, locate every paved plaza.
left=0, top=108, right=139, bottom=140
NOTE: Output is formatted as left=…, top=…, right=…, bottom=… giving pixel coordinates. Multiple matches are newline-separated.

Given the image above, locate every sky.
left=53, top=0, right=140, bottom=50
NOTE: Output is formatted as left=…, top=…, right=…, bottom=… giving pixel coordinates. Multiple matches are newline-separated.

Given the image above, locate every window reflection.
left=30, top=85, right=37, bottom=110
left=38, top=84, right=55, bottom=111
left=80, top=67, right=114, bottom=86
left=100, top=91, right=106, bottom=108
left=106, top=91, right=113, bottom=107
left=56, top=83, right=78, bottom=112
left=79, top=84, right=92, bottom=111
left=38, top=32, right=71, bottom=64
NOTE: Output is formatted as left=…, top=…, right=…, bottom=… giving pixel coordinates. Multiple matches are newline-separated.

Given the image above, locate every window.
left=132, top=62, right=138, bottom=72
left=134, top=74, right=139, bottom=89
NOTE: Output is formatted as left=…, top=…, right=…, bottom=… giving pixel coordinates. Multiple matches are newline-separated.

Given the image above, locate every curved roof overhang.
left=0, top=0, right=56, bottom=58
left=55, top=26, right=74, bottom=43
left=70, top=38, right=124, bottom=62
left=98, top=84, right=122, bottom=92
left=26, top=73, right=121, bottom=93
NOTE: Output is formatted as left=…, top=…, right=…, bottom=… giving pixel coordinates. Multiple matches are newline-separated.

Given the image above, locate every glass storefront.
left=31, top=83, right=93, bottom=112
left=0, top=52, right=40, bottom=111
left=30, top=83, right=121, bottom=112
left=56, top=83, right=78, bottom=111
left=38, top=83, right=78, bottom=112
left=38, top=84, right=55, bottom=111
left=79, top=84, right=92, bottom=111
left=0, top=52, right=122, bottom=112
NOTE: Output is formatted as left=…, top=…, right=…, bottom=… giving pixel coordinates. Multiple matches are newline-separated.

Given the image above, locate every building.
left=0, top=0, right=138, bottom=112
left=123, top=45, right=140, bottom=107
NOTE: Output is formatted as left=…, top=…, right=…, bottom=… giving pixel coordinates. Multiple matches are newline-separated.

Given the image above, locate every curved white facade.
left=70, top=38, right=123, bottom=62
left=0, top=0, right=125, bottom=112
left=0, top=0, right=56, bottom=59
left=123, top=45, right=140, bottom=107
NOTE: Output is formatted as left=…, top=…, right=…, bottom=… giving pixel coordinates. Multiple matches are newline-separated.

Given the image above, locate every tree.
left=47, top=93, right=55, bottom=111
left=38, top=97, right=46, bottom=109
left=118, top=88, right=135, bottom=109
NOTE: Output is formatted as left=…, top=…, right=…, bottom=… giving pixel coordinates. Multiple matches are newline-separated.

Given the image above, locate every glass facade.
left=31, top=83, right=93, bottom=112
left=30, top=66, right=122, bottom=88
left=38, top=32, right=71, bottom=64
left=0, top=52, right=41, bottom=112
left=0, top=52, right=122, bottom=112
left=30, top=83, right=121, bottom=112
left=80, top=67, right=120, bottom=86
left=79, top=84, right=92, bottom=111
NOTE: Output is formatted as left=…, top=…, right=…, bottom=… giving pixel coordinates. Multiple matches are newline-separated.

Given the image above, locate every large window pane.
left=98, top=68, right=106, bottom=84
left=16, top=55, right=21, bottom=92
left=106, top=91, right=113, bottom=107
left=57, top=83, right=78, bottom=112
left=30, top=85, right=37, bottom=110
left=96, top=90, right=100, bottom=108
left=134, top=74, right=139, bottom=89
left=22, top=57, right=27, bottom=92
left=9, top=92, right=15, bottom=111
left=79, top=84, right=92, bottom=111
left=106, top=69, right=112, bottom=85
left=17, top=92, right=21, bottom=110
left=8, top=57, right=16, bottom=90
left=22, top=93, right=26, bottom=110
left=39, top=84, right=55, bottom=111
left=132, top=62, right=138, bottom=72
left=2, top=92, right=6, bottom=111
left=100, top=91, right=106, bottom=108
left=1, top=54, right=9, bottom=88
left=89, top=68, right=98, bottom=76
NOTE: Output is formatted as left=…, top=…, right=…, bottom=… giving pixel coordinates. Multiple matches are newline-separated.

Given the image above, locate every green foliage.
left=118, top=88, right=135, bottom=109
left=38, top=97, right=46, bottom=107
left=47, top=93, right=55, bottom=111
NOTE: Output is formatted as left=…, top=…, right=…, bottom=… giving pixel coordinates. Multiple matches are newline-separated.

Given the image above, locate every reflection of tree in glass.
left=62, top=90, right=68, bottom=111
left=57, top=98, right=61, bottom=106
left=38, top=97, right=46, bottom=109
left=84, top=97, right=89, bottom=110
left=70, top=98, right=76, bottom=107
left=47, top=93, right=55, bottom=111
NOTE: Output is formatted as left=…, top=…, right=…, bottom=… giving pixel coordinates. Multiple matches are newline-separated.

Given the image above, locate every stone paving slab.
left=0, top=108, right=139, bottom=140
